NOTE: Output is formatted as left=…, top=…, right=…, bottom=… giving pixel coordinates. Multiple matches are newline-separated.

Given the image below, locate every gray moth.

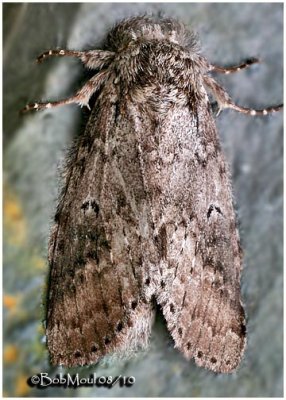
left=22, top=16, right=282, bottom=373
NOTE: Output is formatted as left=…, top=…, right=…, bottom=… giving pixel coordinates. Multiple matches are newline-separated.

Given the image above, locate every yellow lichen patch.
left=4, top=344, right=18, bottom=363
left=15, top=375, right=30, bottom=396
left=4, top=185, right=27, bottom=246
left=3, top=294, right=19, bottom=310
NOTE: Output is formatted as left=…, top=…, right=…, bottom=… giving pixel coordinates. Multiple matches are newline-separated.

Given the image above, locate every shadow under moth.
left=22, top=16, right=282, bottom=373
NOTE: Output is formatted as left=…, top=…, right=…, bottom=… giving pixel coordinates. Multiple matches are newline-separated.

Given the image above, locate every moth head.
left=105, top=16, right=198, bottom=52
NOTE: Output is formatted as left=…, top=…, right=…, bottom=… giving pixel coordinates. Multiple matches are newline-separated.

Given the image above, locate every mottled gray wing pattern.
left=46, top=94, right=158, bottom=367
left=132, top=100, right=246, bottom=373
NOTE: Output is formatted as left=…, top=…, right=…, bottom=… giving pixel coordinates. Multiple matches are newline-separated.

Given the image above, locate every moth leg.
left=209, top=58, right=260, bottom=74
left=203, top=75, right=283, bottom=116
left=37, top=49, right=115, bottom=69
left=21, top=70, right=108, bottom=113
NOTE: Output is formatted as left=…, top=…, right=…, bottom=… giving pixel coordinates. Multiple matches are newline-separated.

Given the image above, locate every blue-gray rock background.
left=3, top=3, right=283, bottom=397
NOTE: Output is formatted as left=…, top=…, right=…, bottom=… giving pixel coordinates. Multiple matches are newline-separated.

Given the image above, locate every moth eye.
left=160, top=280, right=166, bottom=288
left=210, top=357, right=217, bottom=364
left=91, top=345, right=97, bottom=353
left=197, top=351, right=203, bottom=358
left=74, top=351, right=81, bottom=358
left=187, top=342, right=191, bottom=350
left=169, top=303, right=175, bottom=313
left=178, top=327, right=183, bottom=336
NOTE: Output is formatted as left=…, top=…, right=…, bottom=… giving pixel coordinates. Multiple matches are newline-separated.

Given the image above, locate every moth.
left=22, top=16, right=282, bottom=373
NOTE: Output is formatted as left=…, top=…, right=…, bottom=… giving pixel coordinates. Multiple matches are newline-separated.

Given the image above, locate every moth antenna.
left=204, top=75, right=283, bottom=116
left=20, top=70, right=108, bottom=113
left=209, top=58, right=260, bottom=74
left=37, top=49, right=115, bottom=70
